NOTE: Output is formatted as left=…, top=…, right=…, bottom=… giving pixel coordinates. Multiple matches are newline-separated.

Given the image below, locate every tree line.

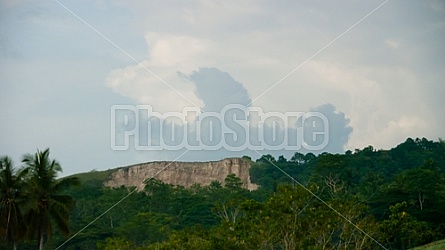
left=1, top=137, right=444, bottom=249
left=93, top=138, right=445, bottom=249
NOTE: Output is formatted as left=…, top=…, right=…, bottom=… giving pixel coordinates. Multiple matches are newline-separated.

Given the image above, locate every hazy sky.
left=1, top=0, right=444, bottom=176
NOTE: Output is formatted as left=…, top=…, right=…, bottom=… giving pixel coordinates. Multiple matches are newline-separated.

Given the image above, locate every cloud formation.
left=1, top=0, right=444, bottom=175
left=183, top=67, right=252, bottom=112
left=310, top=103, right=353, bottom=153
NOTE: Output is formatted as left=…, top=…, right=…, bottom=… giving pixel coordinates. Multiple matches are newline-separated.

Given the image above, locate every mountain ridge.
left=70, top=157, right=258, bottom=190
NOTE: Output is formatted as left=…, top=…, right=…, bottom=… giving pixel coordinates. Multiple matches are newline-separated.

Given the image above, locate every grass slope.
left=68, top=169, right=115, bottom=184
left=411, top=239, right=445, bottom=250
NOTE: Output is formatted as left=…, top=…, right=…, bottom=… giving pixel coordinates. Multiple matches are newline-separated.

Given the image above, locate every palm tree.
left=22, top=148, right=79, bottom=250
left=0, top=156, right=28, bottom=250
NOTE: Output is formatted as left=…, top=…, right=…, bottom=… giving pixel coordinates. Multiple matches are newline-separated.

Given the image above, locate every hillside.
left=4, top=137, right=443, bottom=249
left=69, top=168, right=115, bottom=185
left=411, top=239, right=445, bottom=250
left=68, top=157, right=257, bottom=190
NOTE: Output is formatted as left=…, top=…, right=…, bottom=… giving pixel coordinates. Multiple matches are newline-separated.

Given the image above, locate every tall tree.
left=0, top=156, right=28, bottom=250
left=22, top=148, right=79, bottom=250
left=379, top=202, right=433, bottom=249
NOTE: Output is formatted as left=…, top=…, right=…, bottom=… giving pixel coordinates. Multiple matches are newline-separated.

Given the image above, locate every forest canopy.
left=1, top=137, right=444, bottom=249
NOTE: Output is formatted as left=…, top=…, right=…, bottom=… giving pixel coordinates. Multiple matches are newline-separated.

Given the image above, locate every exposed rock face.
left=104, top=158, right=258, bottom=190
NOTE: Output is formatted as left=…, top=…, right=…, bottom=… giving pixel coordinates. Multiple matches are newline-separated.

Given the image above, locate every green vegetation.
left=70, top=168, right=115, bottom=186
left=1, top=138, right=444, bottom=249
left=411, top=239, right=445, bottom=250
left=0, top=149, right=79, bottom=250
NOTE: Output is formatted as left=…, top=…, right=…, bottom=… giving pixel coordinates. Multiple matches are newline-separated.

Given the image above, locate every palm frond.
left=20, top=148, right=77, bottom=247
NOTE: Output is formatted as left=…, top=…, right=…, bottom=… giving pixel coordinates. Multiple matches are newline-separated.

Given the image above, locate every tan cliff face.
left=103, top=158, right=258, bottom=190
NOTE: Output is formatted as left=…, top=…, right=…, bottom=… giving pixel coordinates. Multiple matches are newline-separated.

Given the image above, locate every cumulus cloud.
left=3, top=0, right=444, bottom=176
left=144, top=33, right=210, bottom=71
left=182, top=67, right=252, bottom=112
left=102, top=1, right=445, bottom=164
left=106, top=33, right=209, bottom=113
left=106, top=65, right=203, bottom=113
left=310, top=103, right=353, bottom=153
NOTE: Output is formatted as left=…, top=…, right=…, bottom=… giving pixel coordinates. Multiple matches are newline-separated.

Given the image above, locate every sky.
left=1, top=0, right=444, bottom=176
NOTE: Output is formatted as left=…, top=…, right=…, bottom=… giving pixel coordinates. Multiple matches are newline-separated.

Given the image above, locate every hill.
left=67, top=158, right=257, bottom=190
left=411, top=239, right=445, bottom=250
left=41, top=137, right=443, bottom=250
left=69, top=168, right=115, bottom=185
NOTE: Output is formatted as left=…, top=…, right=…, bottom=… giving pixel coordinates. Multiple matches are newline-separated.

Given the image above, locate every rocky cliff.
left=103, top=158, right=258, bottom=190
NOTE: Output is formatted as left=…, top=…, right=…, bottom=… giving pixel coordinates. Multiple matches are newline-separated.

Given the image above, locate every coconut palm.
left=0, top=156, right=28, bottom=250
left=22, top=148, right=79, bottom=250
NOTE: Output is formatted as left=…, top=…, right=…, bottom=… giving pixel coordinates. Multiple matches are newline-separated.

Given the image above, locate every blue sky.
left=1, top=0, right=444, bottom=176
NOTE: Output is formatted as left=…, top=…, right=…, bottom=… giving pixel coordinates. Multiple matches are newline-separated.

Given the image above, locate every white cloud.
left=375, top=116, right=429, bottom=149
left=106, top=0, right=445, bottom=153
left=145, top=33, right=210, bottom=70
left=288, top=59, right=438, bottom=151
left=106, top=33, right=223, bottom=112
left=106, top=63, right=204, bottom=113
